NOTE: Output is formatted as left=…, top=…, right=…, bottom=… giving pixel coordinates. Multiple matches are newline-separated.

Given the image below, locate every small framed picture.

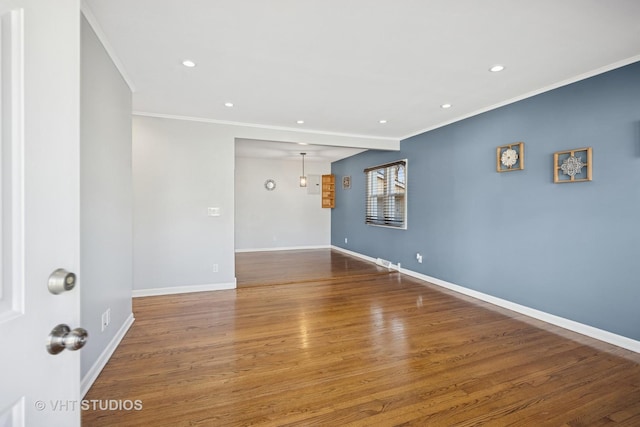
left=496, top=142, right=524, bottom=172
left=342, top=176, right=351, bottom=189
left=553, top=147, right=592, bottom=183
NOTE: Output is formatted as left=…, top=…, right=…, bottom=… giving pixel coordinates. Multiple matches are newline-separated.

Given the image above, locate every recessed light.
left=298, top=142, right=308, bottom=145
left=297, top=120, right=305, bottom=124
left=182, top=60, right=196, bottom=68
left=224, top=102, right=234, bottom=107
left=379, top=119, right=387, bottom=124
left=441, top=103, right=452, bottom=109
left=489, top=64, right=505, bottom=72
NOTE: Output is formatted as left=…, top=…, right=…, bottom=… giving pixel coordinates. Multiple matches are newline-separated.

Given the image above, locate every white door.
left=0, top=1, right=82, bottom=426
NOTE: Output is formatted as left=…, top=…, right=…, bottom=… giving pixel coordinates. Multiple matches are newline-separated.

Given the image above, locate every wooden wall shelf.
left=321, top=174, right=335, bottom=208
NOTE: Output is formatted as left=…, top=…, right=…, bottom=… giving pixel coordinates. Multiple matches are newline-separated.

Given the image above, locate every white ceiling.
left=235, top=139, right=366, bottom=162
left=85, top=0, right=640, bottom=145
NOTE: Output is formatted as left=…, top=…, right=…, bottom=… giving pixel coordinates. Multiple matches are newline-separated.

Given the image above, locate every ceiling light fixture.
left=489, top=64, right=505, bottom=72
left=441, top=103, right=452, bottom=109
left=224, top=102, right=233, bottom=107
left=379, top=119, right=387, bottom=124
left=297, top=120, right=305, bottom=124
left=182, top=60, right=196, bottom=68
left=299, top=153, right=307, bottom=187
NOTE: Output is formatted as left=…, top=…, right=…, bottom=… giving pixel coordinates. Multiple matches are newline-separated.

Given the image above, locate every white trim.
left=0, top=397, right=25, bottom=426
left=331, top=245, right=640, bottom=354
left=81, top=313, right=135, bottom=398
left=80, top=1, right=136, bottom=92
left=235, top=245, right=331, bottom=253
left=11, top=8, right=25, bottom=316
left=132, top=111, right=398, bottom=142
left=0, top=9, right=26, bottom=319
left=366, top=223, right=408, bottom=231
left=330, top=246, right=403, bottom=272
left=332, top=246, right=377, bottom=263
left=132, top=280, right=236, bottom=297
left=400, top=55, right=640, bottom=141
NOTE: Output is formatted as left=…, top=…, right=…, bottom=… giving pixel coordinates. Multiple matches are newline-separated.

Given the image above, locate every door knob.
left=48, top=268, right=76, bottom=294
left=47, top=324, right=88, bottom=355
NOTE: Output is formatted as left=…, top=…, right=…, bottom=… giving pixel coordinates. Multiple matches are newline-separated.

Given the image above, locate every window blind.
left=364, top=160, right=407, bottom=228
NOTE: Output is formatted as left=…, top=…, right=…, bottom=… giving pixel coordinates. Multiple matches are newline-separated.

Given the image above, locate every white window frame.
left=364, top=159, right=407, bottom=229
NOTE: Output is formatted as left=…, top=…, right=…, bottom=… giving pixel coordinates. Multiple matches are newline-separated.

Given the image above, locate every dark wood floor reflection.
left=235, top=248, right=393, bottom=287
left=83, top=249, right=640, bottom=426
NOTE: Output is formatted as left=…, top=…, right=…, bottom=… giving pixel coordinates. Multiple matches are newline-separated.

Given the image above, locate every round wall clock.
left=264, top=179, right=276, bottom=191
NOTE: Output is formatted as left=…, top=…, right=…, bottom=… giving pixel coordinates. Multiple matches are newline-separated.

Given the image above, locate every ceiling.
left=85, top=0, right=640, bottom=144
left=235, top=139, right=366, bottom=162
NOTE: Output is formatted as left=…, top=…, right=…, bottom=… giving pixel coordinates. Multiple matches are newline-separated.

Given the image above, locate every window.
left=365, top=160, right=407, bottom=229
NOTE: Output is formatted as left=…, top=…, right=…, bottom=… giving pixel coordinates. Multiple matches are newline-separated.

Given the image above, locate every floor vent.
left=376, top=258, right=392, bottom=269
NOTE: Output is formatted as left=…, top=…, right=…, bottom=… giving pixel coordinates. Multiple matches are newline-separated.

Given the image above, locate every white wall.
left=235, top=157, right=331, bottom=251
left=133, top=114, right=398, bottom=294
left=80, top=15, right=132, bottom=380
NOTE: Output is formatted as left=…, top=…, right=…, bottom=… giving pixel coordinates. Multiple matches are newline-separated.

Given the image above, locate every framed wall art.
left=496, top=142, right=524, bottom=172
left=553, top=147, right=592, bottom=183
left=342, top=175, right=351, bottom=189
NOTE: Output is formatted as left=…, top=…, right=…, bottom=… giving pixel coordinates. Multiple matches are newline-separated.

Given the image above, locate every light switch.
left=208, top=207, right=221, bottom=217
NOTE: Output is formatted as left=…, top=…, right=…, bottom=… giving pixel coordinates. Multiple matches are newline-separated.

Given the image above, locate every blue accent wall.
left=332, top=61, right=640, bottom=341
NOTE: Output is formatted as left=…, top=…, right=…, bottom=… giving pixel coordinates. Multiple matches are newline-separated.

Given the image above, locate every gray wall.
left=332, top=61, right=640, bottom=341
left=80, top=16, right=133, bottom=377
left=235, top=157, right=331, bottom=251
left=132, top=115, right=397, bottom=294
left=133, top=116, right=237, bottom=291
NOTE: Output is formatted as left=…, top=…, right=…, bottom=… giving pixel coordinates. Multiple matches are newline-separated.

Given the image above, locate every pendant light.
left=299, top=153, right=307, bottom=187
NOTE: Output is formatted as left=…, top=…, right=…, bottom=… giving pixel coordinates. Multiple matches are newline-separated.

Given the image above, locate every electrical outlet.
left=213, top=264, right=219, bottom=273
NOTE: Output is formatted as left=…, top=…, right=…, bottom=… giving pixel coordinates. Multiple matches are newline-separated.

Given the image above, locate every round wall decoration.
left=264, top=179, right=276, bottom=191
left=501, top=148, right=519, bottom=167
left=496, top=142, right=524, bottom=172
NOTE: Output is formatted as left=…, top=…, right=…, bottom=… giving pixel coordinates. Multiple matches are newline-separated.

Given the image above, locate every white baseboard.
left=235, top=245, right=331, bottom=253
left=331, top=245, right=640, bottom=354
left=132, top=280, right=236, bottom=297
left=332, top=246, right=378, bottom=263
left=81, top=313, right=135, bottom=398
left=332, top=246, right=402, bottom=271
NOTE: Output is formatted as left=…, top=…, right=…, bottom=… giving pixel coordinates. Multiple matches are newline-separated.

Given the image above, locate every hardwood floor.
left=83, top=249, right=640, bottom=426
left=235, top=249, right=393, bottom=287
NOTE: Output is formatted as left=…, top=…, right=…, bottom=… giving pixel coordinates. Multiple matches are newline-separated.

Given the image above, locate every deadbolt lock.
left=48, top=268, right=76, bottom=294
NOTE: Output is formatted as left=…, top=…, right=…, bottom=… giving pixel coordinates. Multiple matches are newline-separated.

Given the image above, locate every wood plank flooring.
left=83, top=249, right=640, bottom=426
left=235, top=249, right=393, bottom=287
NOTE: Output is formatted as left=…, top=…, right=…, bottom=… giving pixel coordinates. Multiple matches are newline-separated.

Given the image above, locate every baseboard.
left=235, top=245, right=331, bottom=253
left=332, top=246, right=402, bottom=271
left=81, top=313, right=135, bottom=398
left=332, top=246, right=378, bottom=263
left=331, top=245, right=640, bottom=354
left=132, top=280, right=236, bottom=297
